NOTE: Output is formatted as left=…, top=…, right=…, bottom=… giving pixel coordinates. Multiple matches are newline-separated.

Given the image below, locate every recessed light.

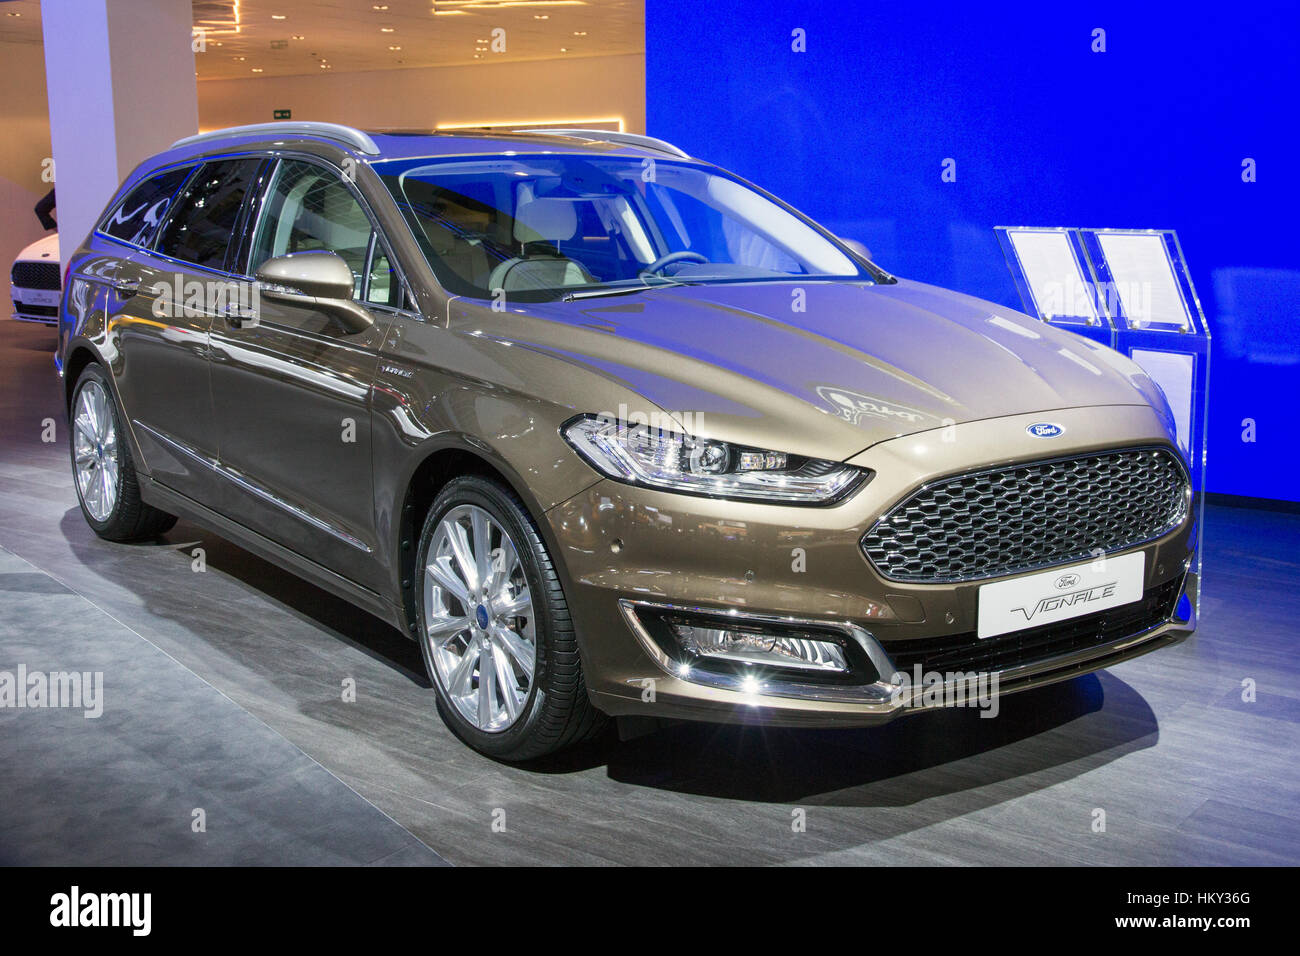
left=372, top=3, right=388, bottom=9
left=234, top=56, right=246, bottom=61
left=388, top=45, right=402, bottom=50
left=534, top=14, right=548, bottom=18
left=291, top=35, right=305, bottom=40
left=271, top=14, right=285, bottom=20
left=380, top=27, right=395, bottom=32
left=559, top=47, right=568, bottom=52
left=251, top=67, right=264, bottom=72
left=573, top=31, right=587, bottom=36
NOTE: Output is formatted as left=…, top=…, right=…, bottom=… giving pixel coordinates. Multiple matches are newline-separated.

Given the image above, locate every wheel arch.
left=62, top=343, right=105, bottom=410
left=393, top=436, right=590, bottom=640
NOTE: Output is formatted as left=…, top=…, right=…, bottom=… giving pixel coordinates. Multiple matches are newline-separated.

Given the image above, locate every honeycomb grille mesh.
left=11, top=261, right=61, bottom=291
left=861, top=447, right=1189, bottom=583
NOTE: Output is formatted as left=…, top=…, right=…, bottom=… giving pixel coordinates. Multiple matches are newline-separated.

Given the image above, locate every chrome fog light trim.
left=618, top=599, right=902, bottom=707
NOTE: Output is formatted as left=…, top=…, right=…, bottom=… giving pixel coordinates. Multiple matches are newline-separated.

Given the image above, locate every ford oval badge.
left=1027, top=422, right=1065, bottom=439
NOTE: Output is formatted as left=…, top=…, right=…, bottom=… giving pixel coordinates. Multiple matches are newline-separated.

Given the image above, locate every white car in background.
left=10, top=233, right=61, bottom=325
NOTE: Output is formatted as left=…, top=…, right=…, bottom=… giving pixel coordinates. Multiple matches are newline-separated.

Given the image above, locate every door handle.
left=221, top=305, right=259, bottom=330
left=110, top=276, right=141, bottom=297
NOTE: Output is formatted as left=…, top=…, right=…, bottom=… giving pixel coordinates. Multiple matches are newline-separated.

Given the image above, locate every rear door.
left=207, top=156, right=407, bottom=590
left=101, top=159, right=264, bottom=505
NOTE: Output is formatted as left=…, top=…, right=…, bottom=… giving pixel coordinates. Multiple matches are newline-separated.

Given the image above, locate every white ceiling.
left=0, top=0, right=644, bottom=79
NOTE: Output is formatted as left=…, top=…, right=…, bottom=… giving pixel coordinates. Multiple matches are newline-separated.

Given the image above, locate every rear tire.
left=70, top=363, right=177, bottom=542
left=414, top=475, right=606, bottom=760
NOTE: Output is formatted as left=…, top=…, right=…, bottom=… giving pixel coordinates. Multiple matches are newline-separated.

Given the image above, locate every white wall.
left=197, top=53, right=645, bottom=134
left=0, top=39, right=54, bottom=313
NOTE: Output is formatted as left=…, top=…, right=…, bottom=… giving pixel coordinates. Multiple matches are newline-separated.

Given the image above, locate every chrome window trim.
left=232, top=150, right=418, bottom=312
left=95, top=148, right=418, bottom=314
left=142, top=155, right=270, bottom=275
left=95, top=161, right=201, bottom=250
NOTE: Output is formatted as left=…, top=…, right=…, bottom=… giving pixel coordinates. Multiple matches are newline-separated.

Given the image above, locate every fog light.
left=667, top=621, right=849, bottom=673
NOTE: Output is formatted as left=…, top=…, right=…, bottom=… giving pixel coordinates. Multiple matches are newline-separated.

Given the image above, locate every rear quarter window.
left=101, top=166, right=193, bottom=248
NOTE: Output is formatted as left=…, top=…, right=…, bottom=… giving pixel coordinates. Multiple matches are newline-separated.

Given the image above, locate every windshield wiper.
left=562, top=277, right=692, bottom=302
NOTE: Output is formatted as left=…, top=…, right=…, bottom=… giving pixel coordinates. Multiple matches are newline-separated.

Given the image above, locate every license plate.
left=16, top=288, right=60, bottom=307
left=976, top=551, right=1145, bottom=639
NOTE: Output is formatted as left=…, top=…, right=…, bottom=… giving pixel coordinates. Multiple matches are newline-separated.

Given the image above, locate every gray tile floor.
left=1, top=320, right=1297, bottom=865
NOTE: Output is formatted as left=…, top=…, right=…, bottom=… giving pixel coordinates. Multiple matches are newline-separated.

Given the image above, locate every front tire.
left=70, top=363, right=177, bottom=541
left=414, top=475, right=605, bottom=760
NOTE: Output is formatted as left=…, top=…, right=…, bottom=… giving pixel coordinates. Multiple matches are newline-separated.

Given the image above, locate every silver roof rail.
left=513, top=128, right=690, bottom=159
left=171, top=121, right=380, bottom=156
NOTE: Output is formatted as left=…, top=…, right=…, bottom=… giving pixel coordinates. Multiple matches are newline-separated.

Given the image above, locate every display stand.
left=996, top=225, right=1209, bottom=615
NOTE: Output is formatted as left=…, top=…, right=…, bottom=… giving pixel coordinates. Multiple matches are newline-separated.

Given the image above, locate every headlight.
left=562, top=415, right=867, bottom=504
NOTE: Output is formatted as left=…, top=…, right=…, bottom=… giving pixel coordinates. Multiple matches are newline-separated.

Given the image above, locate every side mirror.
left=840, top=238, right=872, bottom=262
left=255, top=251, right=373, bottom=334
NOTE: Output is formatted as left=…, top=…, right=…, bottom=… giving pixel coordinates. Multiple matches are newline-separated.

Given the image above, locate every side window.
left=365, top=243, right=407, bottom=308
left=251, top=160, right=372, bottom=297
left=154, top=159, right=262, bottom=270
left=101, top=166, right=192, bottom=247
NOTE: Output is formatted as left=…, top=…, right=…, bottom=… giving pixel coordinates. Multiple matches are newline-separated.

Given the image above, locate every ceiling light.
left=534, top=14, right=549, bottom=18
left=271, top=14, right=285, bottom=20
left=372, top=4, right=389, bottom=9
left=251, top=67, right=264, bottom=72
left=381, top=27, right=395, bottom=32
left=291, top=34, right=305, bottom=40
left=388, top=45, right=402, bottom=50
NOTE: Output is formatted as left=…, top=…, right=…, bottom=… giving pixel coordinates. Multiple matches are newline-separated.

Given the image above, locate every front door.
left=207, top=158, right=401, bottom=591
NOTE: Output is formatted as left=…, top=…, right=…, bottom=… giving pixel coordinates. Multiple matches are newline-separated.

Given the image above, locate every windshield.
left=377, top=154, right=878, bottom=301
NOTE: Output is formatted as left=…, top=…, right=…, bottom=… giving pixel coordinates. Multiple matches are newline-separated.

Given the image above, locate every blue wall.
left=646, top=0, right=1300, bottom=501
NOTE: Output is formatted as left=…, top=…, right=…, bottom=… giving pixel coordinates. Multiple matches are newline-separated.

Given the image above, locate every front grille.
left=881, top=576, right=1182, bottom=677
left=861, top=447, right=1189, bottom=583
left=11, top=261, right=61, bottom=291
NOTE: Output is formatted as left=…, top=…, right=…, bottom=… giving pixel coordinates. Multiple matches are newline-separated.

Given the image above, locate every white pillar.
left=41, top=0, right=198, bottom=253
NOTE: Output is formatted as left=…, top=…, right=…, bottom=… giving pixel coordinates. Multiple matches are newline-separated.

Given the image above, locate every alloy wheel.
left=73, top=380, right=120, bottom=522
left=422, top=504, right=537, bottom=732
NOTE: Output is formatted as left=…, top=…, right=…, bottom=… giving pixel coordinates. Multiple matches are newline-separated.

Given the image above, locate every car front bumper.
left=11, top=286, right=61, bottom=325
left=544, top=405, right=1199, bottom=727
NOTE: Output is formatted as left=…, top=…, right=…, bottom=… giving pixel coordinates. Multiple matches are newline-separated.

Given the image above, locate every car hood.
left=497, top=278, right=1169, bottom=462
left=15, top=232, right=59, bottom=264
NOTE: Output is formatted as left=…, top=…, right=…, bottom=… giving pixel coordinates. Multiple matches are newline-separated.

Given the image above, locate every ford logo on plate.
left=1027, top=422, right=1065, bottom=439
